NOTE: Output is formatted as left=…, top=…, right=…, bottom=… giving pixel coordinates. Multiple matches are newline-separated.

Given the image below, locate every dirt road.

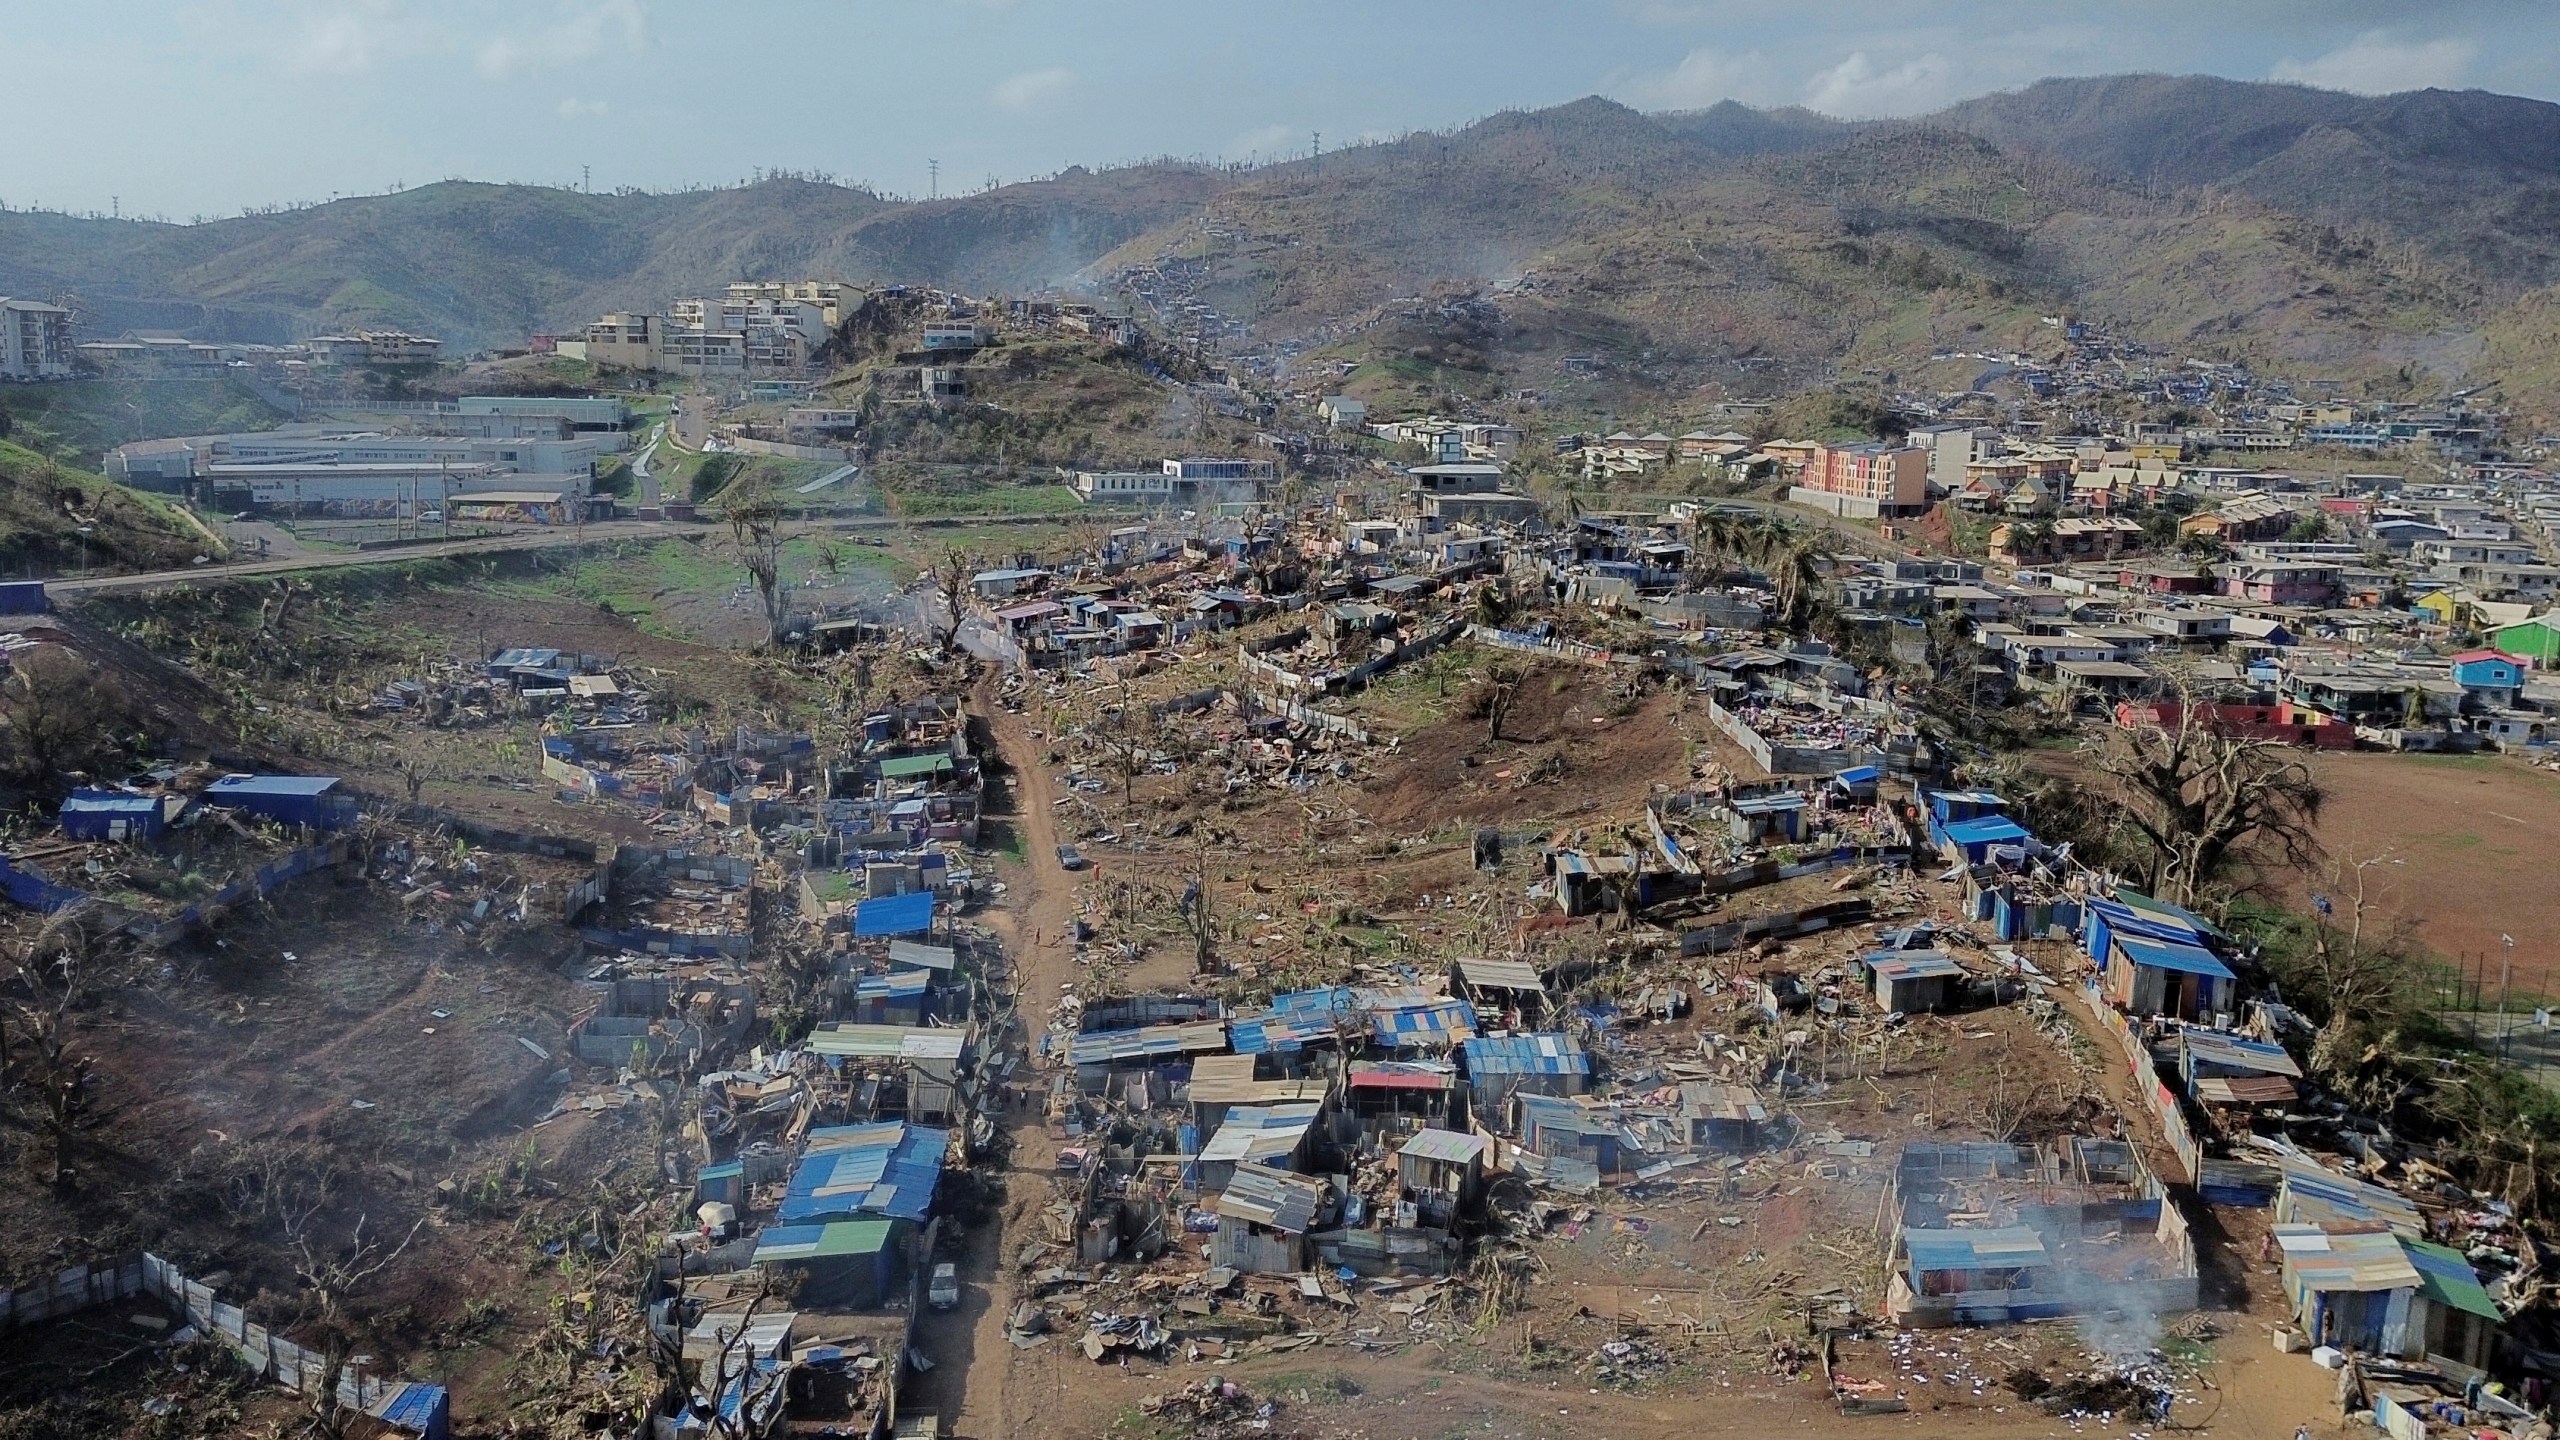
left=930, top=678, right=1080, bottom=1440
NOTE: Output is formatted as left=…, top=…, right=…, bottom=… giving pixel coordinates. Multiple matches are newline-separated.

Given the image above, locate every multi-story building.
left=1792, top=441, right=1929, bottom=518
left=581, top=313, right=663, bottom=371
left=0, top=298, right=74, bottom=380
left=303, top=331, right=443, bottom=366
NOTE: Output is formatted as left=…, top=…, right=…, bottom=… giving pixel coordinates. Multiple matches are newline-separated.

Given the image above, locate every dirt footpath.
left=930, top=679, right=1081, bottom=1440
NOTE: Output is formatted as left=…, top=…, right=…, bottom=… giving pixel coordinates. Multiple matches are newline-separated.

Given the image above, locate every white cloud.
left=558, top=97, right=610, bottom=118
left=285, top=1, right=395, bottom=76
left=1224, top=123, right=1302, bottom=162
left=2270, top=30, right=2475, bottom=95
left=1801, top=50, right=1956, bottom=117
left=476, top=0, right=647, bottom=81
left=990, top=66, right=1075, bottom=113
left=1622, top=46, right=1767, bottom=109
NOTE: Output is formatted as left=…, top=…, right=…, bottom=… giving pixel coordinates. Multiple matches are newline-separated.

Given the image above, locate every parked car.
left=1055, top=845, right=1087, bottom=871
left=928, top=1262, right=960, bottom=1311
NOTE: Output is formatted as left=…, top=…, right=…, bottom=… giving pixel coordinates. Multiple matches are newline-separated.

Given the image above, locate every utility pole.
left=1311, top=132, right=1322, bottom=174
left=2501, top=933, right=2516, bottom=1060
left=583, top=164, right=591, bottom=194
left=928, top=159, right=940, bottom=200
left=438, top=458, right=452, bottom=545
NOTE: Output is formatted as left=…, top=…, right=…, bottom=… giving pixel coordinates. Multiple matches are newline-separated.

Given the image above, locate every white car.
left=928, top=1262, right=960, bottom=1311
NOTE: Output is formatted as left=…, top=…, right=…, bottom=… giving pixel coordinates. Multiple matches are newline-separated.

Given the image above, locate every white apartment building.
left=0, top=298, right=74, bottom=380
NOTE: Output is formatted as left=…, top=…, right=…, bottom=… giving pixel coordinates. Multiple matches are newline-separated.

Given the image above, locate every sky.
left=3, top=0, right=2557, bottom=220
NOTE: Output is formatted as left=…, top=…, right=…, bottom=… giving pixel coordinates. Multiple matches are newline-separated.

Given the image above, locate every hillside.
left=11, top=80, right=2560, bottom=416
left=1934, top=76, right=2560, bottom=289
left=0, top=169, right=1241, bottom=351
left=1095, top=108, right=2477, bottom=412
left=0, top=440, right=222, bottom=576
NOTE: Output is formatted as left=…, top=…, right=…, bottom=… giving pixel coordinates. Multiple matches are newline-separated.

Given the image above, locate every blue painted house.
left=2450, top=649, right=2527, bottom=706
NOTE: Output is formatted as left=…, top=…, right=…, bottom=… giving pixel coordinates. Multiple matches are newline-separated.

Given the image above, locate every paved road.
left=50, top=511, right=1086, bottom=599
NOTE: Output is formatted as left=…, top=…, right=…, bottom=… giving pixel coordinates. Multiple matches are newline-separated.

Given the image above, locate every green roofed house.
left=878, top=753, right=956, bottom=781
left=2274, top=1223, right=2501, bottom=1377
left=752, top=1218, right=901, bottom=1309
left=2493, top=611, right=2560, bottom=666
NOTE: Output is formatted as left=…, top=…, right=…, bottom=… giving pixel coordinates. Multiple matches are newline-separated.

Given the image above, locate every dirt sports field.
left=2299, top=752, right=2560, bottom=994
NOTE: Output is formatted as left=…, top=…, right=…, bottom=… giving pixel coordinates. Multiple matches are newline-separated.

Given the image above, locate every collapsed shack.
left=1885, top=1139, right=2198, bottom=1328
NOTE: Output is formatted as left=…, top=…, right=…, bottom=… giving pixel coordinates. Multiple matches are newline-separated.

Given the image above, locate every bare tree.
left=0, top=649, right=130, bottom=794
left=2294, top=849, right=2420, bottom=1082
left=0, top=902, right=119, bottom=1188
left=2089, top=672, right=2323, bottom=910
left=1092, top=699, right=1160, bottom=814
left=1467, top=663, right=1522, bottom=743
left=720, top=475, right=794, bottom=649
left=926, top=544, right=977, bottom=653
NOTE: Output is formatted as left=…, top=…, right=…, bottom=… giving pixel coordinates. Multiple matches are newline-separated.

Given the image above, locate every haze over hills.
left=10, top=74, right=2560, bottom=418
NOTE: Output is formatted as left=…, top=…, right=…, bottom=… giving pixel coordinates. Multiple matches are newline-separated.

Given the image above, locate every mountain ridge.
left=9, top=76, right=2560, bottom=418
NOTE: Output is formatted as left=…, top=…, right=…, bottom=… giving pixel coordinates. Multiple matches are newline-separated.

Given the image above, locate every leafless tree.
left=2294, top=848, right=2421, bottom=1083
left=2090, top=671, right=2323, bottom=910
left=926, top=544, right=977, bottom=653
left=720, top=476, right=794, bottom=649
left=0, top=902, right=120, bottom=1188
left=1469, top=663, right=1522, bottom=743
left=279, top=1184, right=427, bottom=1440
left=1092, top=699, right=1160, bottom=814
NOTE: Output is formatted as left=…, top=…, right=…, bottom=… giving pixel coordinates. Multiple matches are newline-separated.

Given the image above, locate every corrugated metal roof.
left=854, top=971, right=929, bottom=1000
left=1904, top=1226, right=2049, bottom=1272
left=1514, top=1092, right=1613, bottom=1136
left=1678, top=1081, right=1768, bottom=1124
left=2277, top=1158, right=2424, bottom=1236
left=777, top=1123, right=946, bottom=1223
left=1215, top=1165, right=1327, bottom=1233
left=1453, top=958, right=1546, bottom=994
left=2180, top=1029, right=2302, bottom=1077
left=1861, top=950, right=1966, bottom=982
left=878, top=753, right=955, bottom=779
left=2113, top=934, right=2234, bottom=979
left=806, top=1024, right=960, bottom=1061
left=1350, top=1063, right=1455, bottom=1091
left=2194, top=1075, right=2299, bottom=1106
left=1461, top=1033, right=1590, bottom=1076
left=753, top=1219, right=896, bottom=1262
left=371, top=1383, right=448, bottom=1434
left=1369, top=996, right=1478, bottom=1045
left=1198, top=1103, right=1322, bottom=1165
left=2407, top=1237, right=2503, bottom=1321
left=1069, top=1020, right=1229, bottom=1067
left=1398, top=1128, right=1490, bottom=1164
left=2276, top=1224, right=2419, bottom=1293
left=887, top=940, right=956, bottom=971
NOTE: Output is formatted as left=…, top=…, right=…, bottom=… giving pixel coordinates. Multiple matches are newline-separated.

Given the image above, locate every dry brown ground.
left=2295, top=751, right=2560, bottom=993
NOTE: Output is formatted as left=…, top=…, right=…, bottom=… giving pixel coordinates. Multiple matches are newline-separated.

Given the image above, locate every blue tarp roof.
left=777, top=1122, right=947, bottom=1222
left=1461, top=1033, right=1590, bottom=1076
left=2113, top=934, right=2235, bottom=980
left=1834, top=766, right=1882, bottom=785
left=854, top=890, right=935, bottom=937
left=1940, top=816, right=2030, bottom=846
